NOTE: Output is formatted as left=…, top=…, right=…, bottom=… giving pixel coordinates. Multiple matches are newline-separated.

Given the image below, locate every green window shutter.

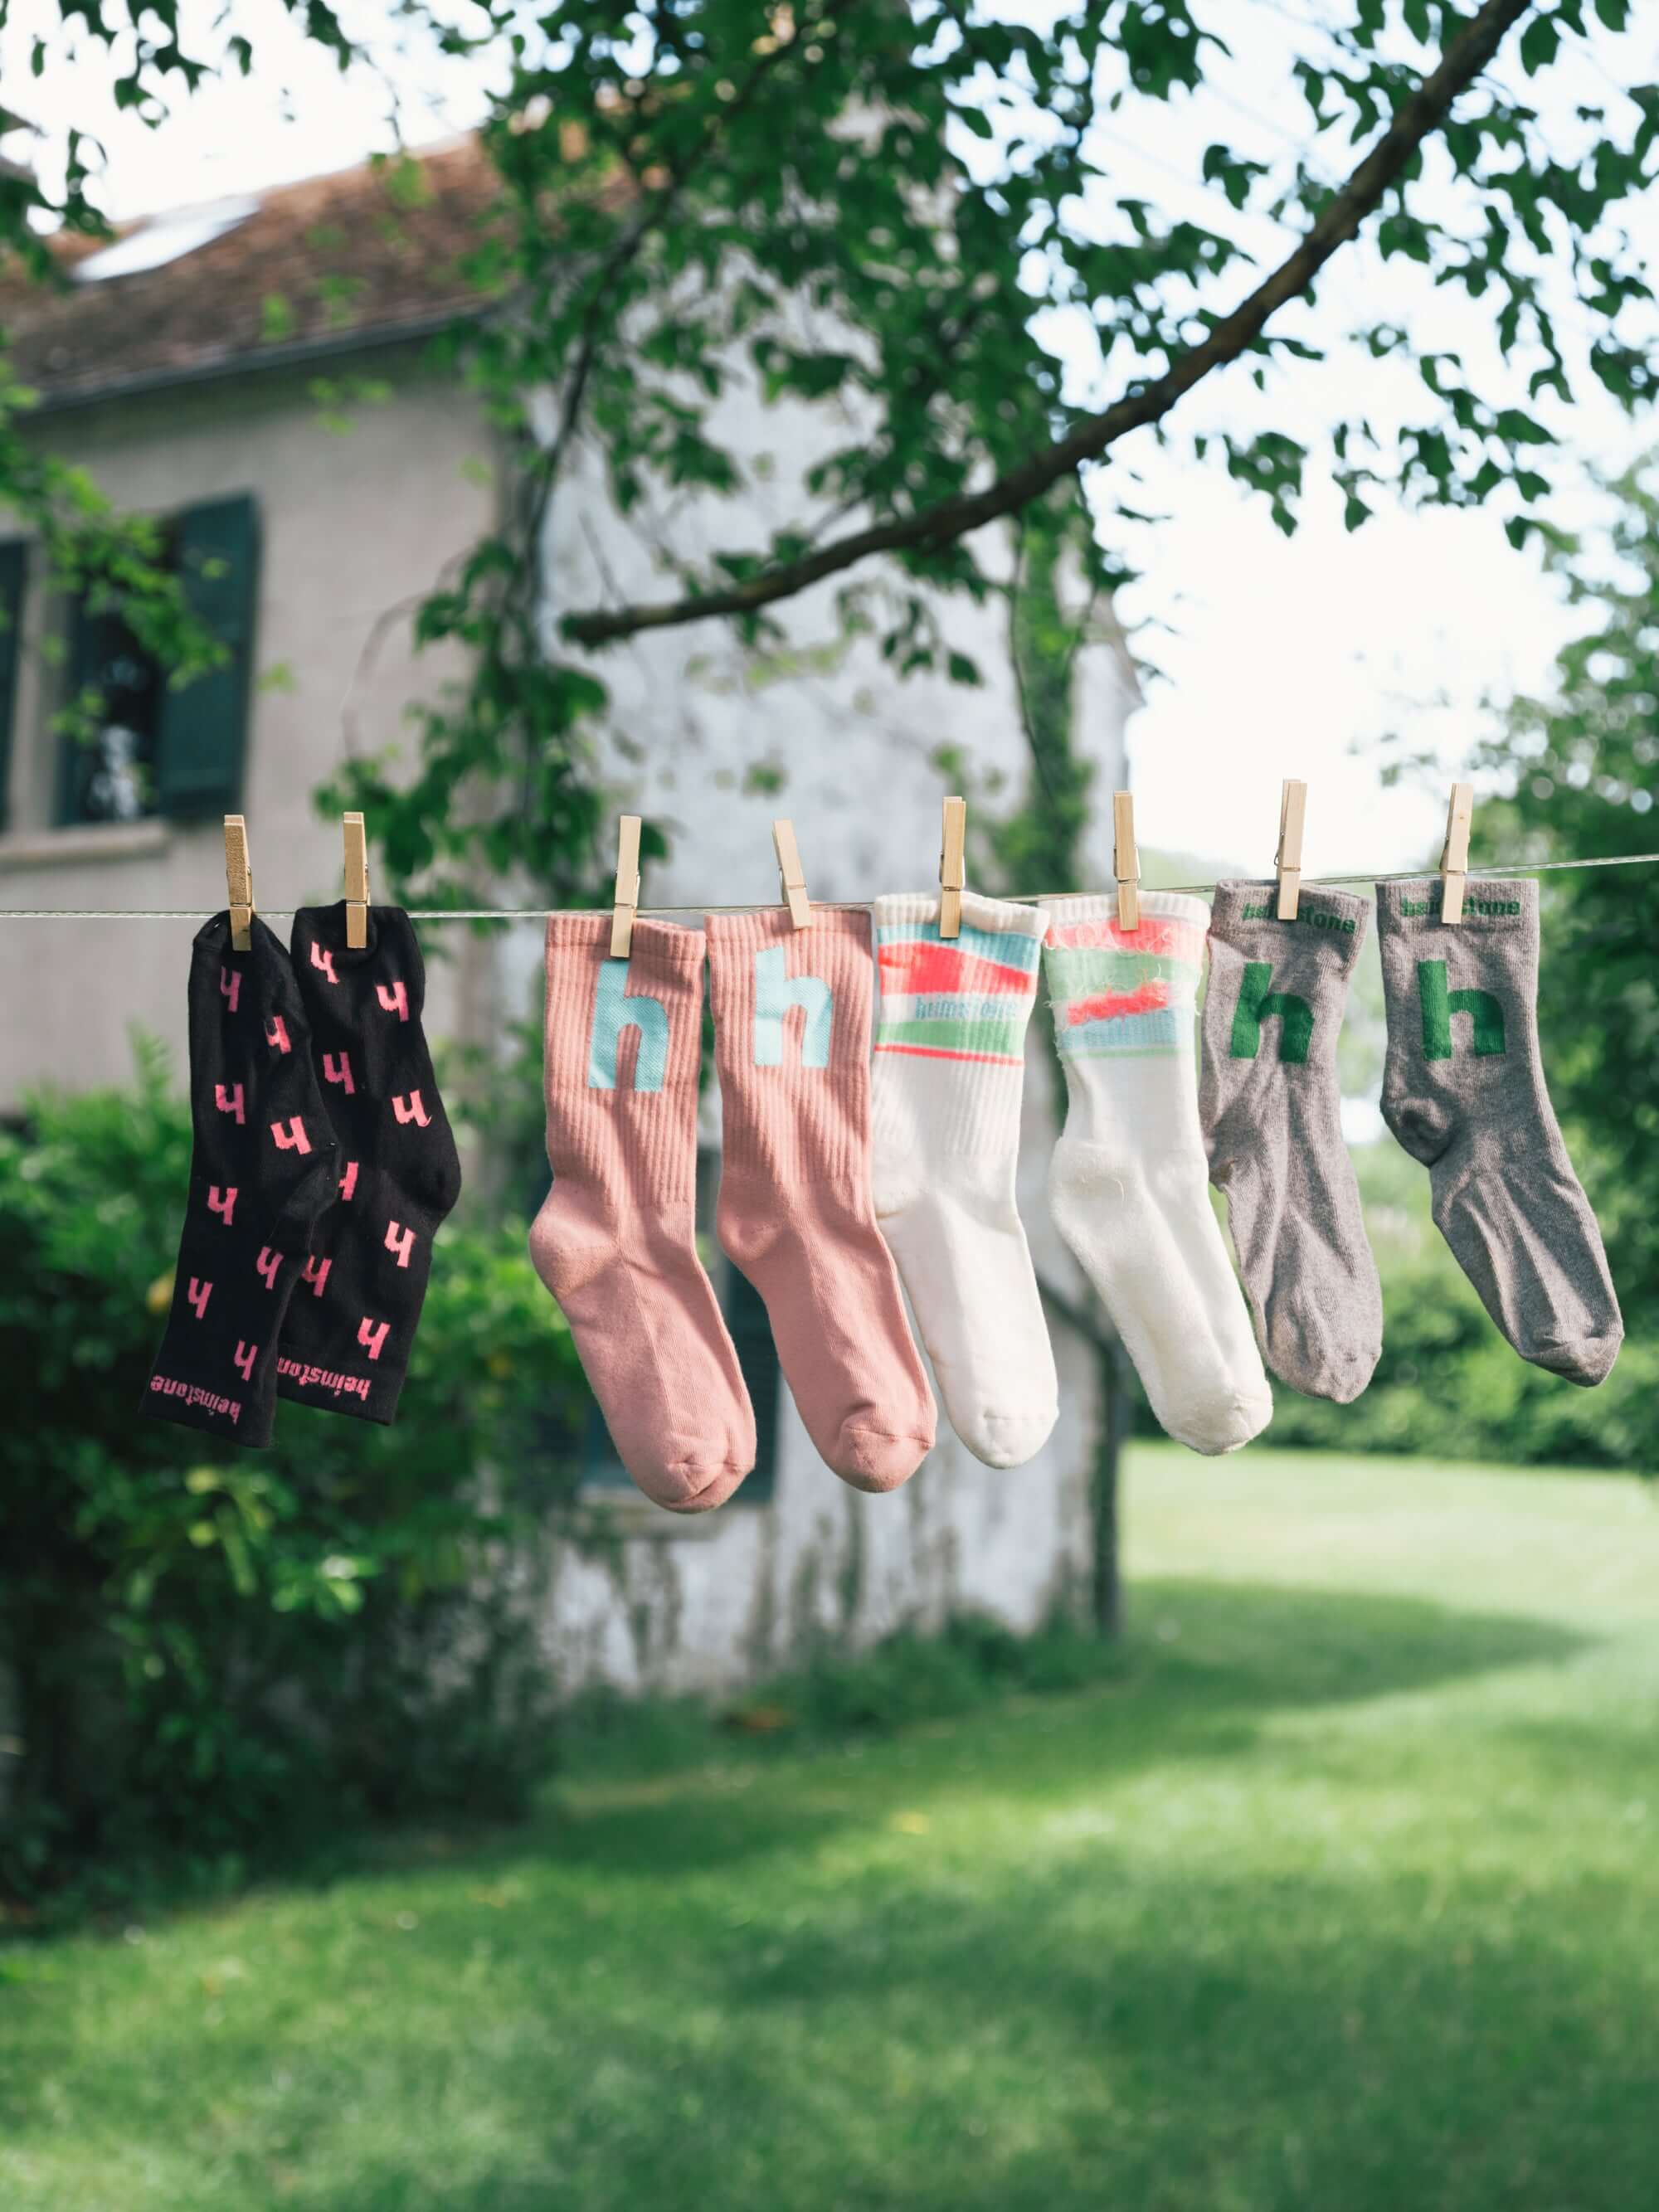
left=0, top=540, right=25, bottom=834
left=156, top=494, right=260, bottom=819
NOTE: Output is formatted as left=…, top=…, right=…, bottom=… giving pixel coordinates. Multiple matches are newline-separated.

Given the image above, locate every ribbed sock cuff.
left=540, top=914, right=706, bottom=1198
left=1041, top=889, right=1210, bottom=938
left=705, top=907, right=873, bottom=1183
left=1374, top=877, right=1537, bottom=934
left=873, top=890, right=1049, bottom=942
left=1209, top=879, right=1370, bottom=965
left=543, top=912, right=707, bottom=1033
left=871, top=891, right=1044, bottom=1151
left=1041, top=892, right=1207, bottom=1065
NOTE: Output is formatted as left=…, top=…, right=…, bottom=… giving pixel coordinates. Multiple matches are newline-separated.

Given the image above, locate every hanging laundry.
left=704, top=908, right=937, bottom=1494
left=1200, top=882, right=1383, bottom=1403
left=529, top=916, right=757, bottom=1513
left=275, top=902, right=461, bottom=1423
left=1041, top=892, right=1272, bottom=1456
left=145, top=914, right=338, bottom=1444
left=1374, top=876, right=1623, bottom=1385
left=870, top=890, right=1057, bottom=1468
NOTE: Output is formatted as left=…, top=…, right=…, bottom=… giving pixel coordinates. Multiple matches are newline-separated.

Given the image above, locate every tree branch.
left=508, top=12, right=830, bottom=638
left=540, top=8, right=825, bottom=488
left=563, top=0, right=1532, bottom=649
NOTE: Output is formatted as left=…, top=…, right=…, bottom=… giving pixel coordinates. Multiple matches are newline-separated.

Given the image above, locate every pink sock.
left=528, top=916, right=756, bottom=1513
left=705, top=908, right=935, bottom=1493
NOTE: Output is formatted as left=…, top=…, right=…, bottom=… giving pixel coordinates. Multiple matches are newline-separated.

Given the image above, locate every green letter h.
left=1229, top=961, right=1314, bottom=1064
left=1418, top=960, right=1506, bottom=1061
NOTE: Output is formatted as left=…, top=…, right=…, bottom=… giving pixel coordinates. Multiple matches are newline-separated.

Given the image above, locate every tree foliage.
left=1467, top=462, right=1659, bottom=1319
left=3, top=2, right=1657, bottom=896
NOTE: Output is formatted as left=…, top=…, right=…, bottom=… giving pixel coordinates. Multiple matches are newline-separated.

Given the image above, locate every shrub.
left=1215, top=1136, right=1658, bottom=1472
left=559, top=1613, right=1123, bottom=1780
left=0, top=1041, right=587, bottom=1901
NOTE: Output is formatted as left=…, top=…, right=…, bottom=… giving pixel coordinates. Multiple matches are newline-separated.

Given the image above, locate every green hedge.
left=0, top=1043, right=587, bottom=1901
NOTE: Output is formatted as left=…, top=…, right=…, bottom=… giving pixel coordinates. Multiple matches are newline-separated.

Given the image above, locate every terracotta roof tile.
left=0, top=136, right=506, bottom=407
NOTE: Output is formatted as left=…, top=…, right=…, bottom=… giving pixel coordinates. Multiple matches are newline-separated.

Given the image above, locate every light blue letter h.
left=753, top=946, right=832, bottom=1069
left=588, top=960, right=669, bottom=1091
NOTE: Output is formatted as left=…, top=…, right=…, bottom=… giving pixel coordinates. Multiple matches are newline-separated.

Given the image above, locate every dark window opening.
left=59, top=566, right=173, bottom=827
left=52, top=494, right=260, bottom=829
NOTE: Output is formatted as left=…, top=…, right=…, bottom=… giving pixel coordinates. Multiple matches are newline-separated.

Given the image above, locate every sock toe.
left=657, top=1460, right=752, bottom=1513
left=1315, top=1348, right=1383, bottom=1406
left=635, top=1433, right=755, bottom=1514
left=830, top=1422, right=933, bottom=1494
left=1534, top=1325, right=1623, bottom=1388
left=1269, top=1339, right=1382, bottom=1406
left=1167, top=1383, right=1274, bottom=1458
left=960, top=1403, right=1058, bottom=1470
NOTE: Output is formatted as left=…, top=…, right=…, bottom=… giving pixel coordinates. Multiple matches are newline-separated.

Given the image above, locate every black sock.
left=275, top=903, right=461, bottom=1422
left=147, top=914, right=339, bottom=1446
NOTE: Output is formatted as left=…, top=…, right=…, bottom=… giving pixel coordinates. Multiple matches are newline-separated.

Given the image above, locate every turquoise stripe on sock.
left=1055, top=1008, right=1187, bottom=1057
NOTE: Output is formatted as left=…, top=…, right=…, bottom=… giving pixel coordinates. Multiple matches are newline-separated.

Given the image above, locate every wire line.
left=2, top=848, right=1657, bottom=921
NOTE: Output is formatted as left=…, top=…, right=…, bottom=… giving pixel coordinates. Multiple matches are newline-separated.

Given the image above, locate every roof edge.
left=21, top=305, right=479, bottom=417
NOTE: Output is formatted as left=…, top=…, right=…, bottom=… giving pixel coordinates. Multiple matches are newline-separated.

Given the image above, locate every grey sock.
left=1375, top=876, right=1622, bottom=1387
left=1200, top=882, right=1383, bottom=1403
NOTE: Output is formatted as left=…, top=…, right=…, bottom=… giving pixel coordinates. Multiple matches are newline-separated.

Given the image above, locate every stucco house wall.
left=0, top=349, right=499, bottom=1100
left=0, top=145, right=1131, bottom=1699
left=532, top=412, right=1134, bottom=1688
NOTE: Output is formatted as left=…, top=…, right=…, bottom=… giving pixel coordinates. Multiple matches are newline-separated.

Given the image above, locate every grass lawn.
left=4, top=1444, right=1658, bottom=2212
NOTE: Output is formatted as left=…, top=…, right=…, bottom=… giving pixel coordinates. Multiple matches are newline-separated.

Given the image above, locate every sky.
left=2, top=0, right=1656, bottom=878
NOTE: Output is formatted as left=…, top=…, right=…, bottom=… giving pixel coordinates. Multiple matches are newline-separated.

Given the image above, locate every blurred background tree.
left=1472, top=463, right=1659, bottom=1316
left=1302, top=458, right=1659, bottom=1473
left=3, top=2, right=1657, bottom=903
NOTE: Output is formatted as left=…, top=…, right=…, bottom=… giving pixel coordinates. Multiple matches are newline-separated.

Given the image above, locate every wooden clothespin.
left=609, top=814, right=642, bottom=959
left=1112, top=790, right=1140, bottom=931
left=1276, top=779, right=1307, bottom=921
left=224, top=813, right=254, bottom=951
left=343, top=811, right=369, bottom=949
left=939, top=795, right=967, bottom=939
left=1440, top=780, right=1474, bottom=925
left=772, top=818, right=811, bottom=930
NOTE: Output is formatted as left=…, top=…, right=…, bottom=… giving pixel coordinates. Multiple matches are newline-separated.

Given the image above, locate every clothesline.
left=0, top=847, right=1656, bottom=921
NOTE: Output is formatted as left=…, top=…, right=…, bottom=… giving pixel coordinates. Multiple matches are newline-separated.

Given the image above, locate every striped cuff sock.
left=870, top=892, right=1057, bottom=1469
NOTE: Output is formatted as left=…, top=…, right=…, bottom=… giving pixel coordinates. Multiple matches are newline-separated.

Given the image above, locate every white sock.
left=1041, top=892, right=1272, bottom=1456
left=871, top=891, right=1058, bottom=1468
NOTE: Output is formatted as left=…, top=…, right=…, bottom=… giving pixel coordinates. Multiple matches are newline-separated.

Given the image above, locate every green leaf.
left=1519, top=17, right=1560, bottom=72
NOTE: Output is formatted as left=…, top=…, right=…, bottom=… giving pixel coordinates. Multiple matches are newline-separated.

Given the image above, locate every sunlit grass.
left=3, top=1445, right=1657, bottom=2212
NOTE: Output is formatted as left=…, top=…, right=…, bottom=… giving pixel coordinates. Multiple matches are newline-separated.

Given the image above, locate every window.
left=59, top=545, right=172, bottom=825
left=54, top=494, right=260, bottom=829
left=577, top=1149, right=783, bottom=1504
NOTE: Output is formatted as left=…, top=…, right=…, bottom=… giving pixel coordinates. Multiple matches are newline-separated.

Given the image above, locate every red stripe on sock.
left=873, top=1042, right=1023, bottom=1064
left=877, top=941, right=1034, bottom=998
left=1067, top=980, right=1171, bottom=1025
